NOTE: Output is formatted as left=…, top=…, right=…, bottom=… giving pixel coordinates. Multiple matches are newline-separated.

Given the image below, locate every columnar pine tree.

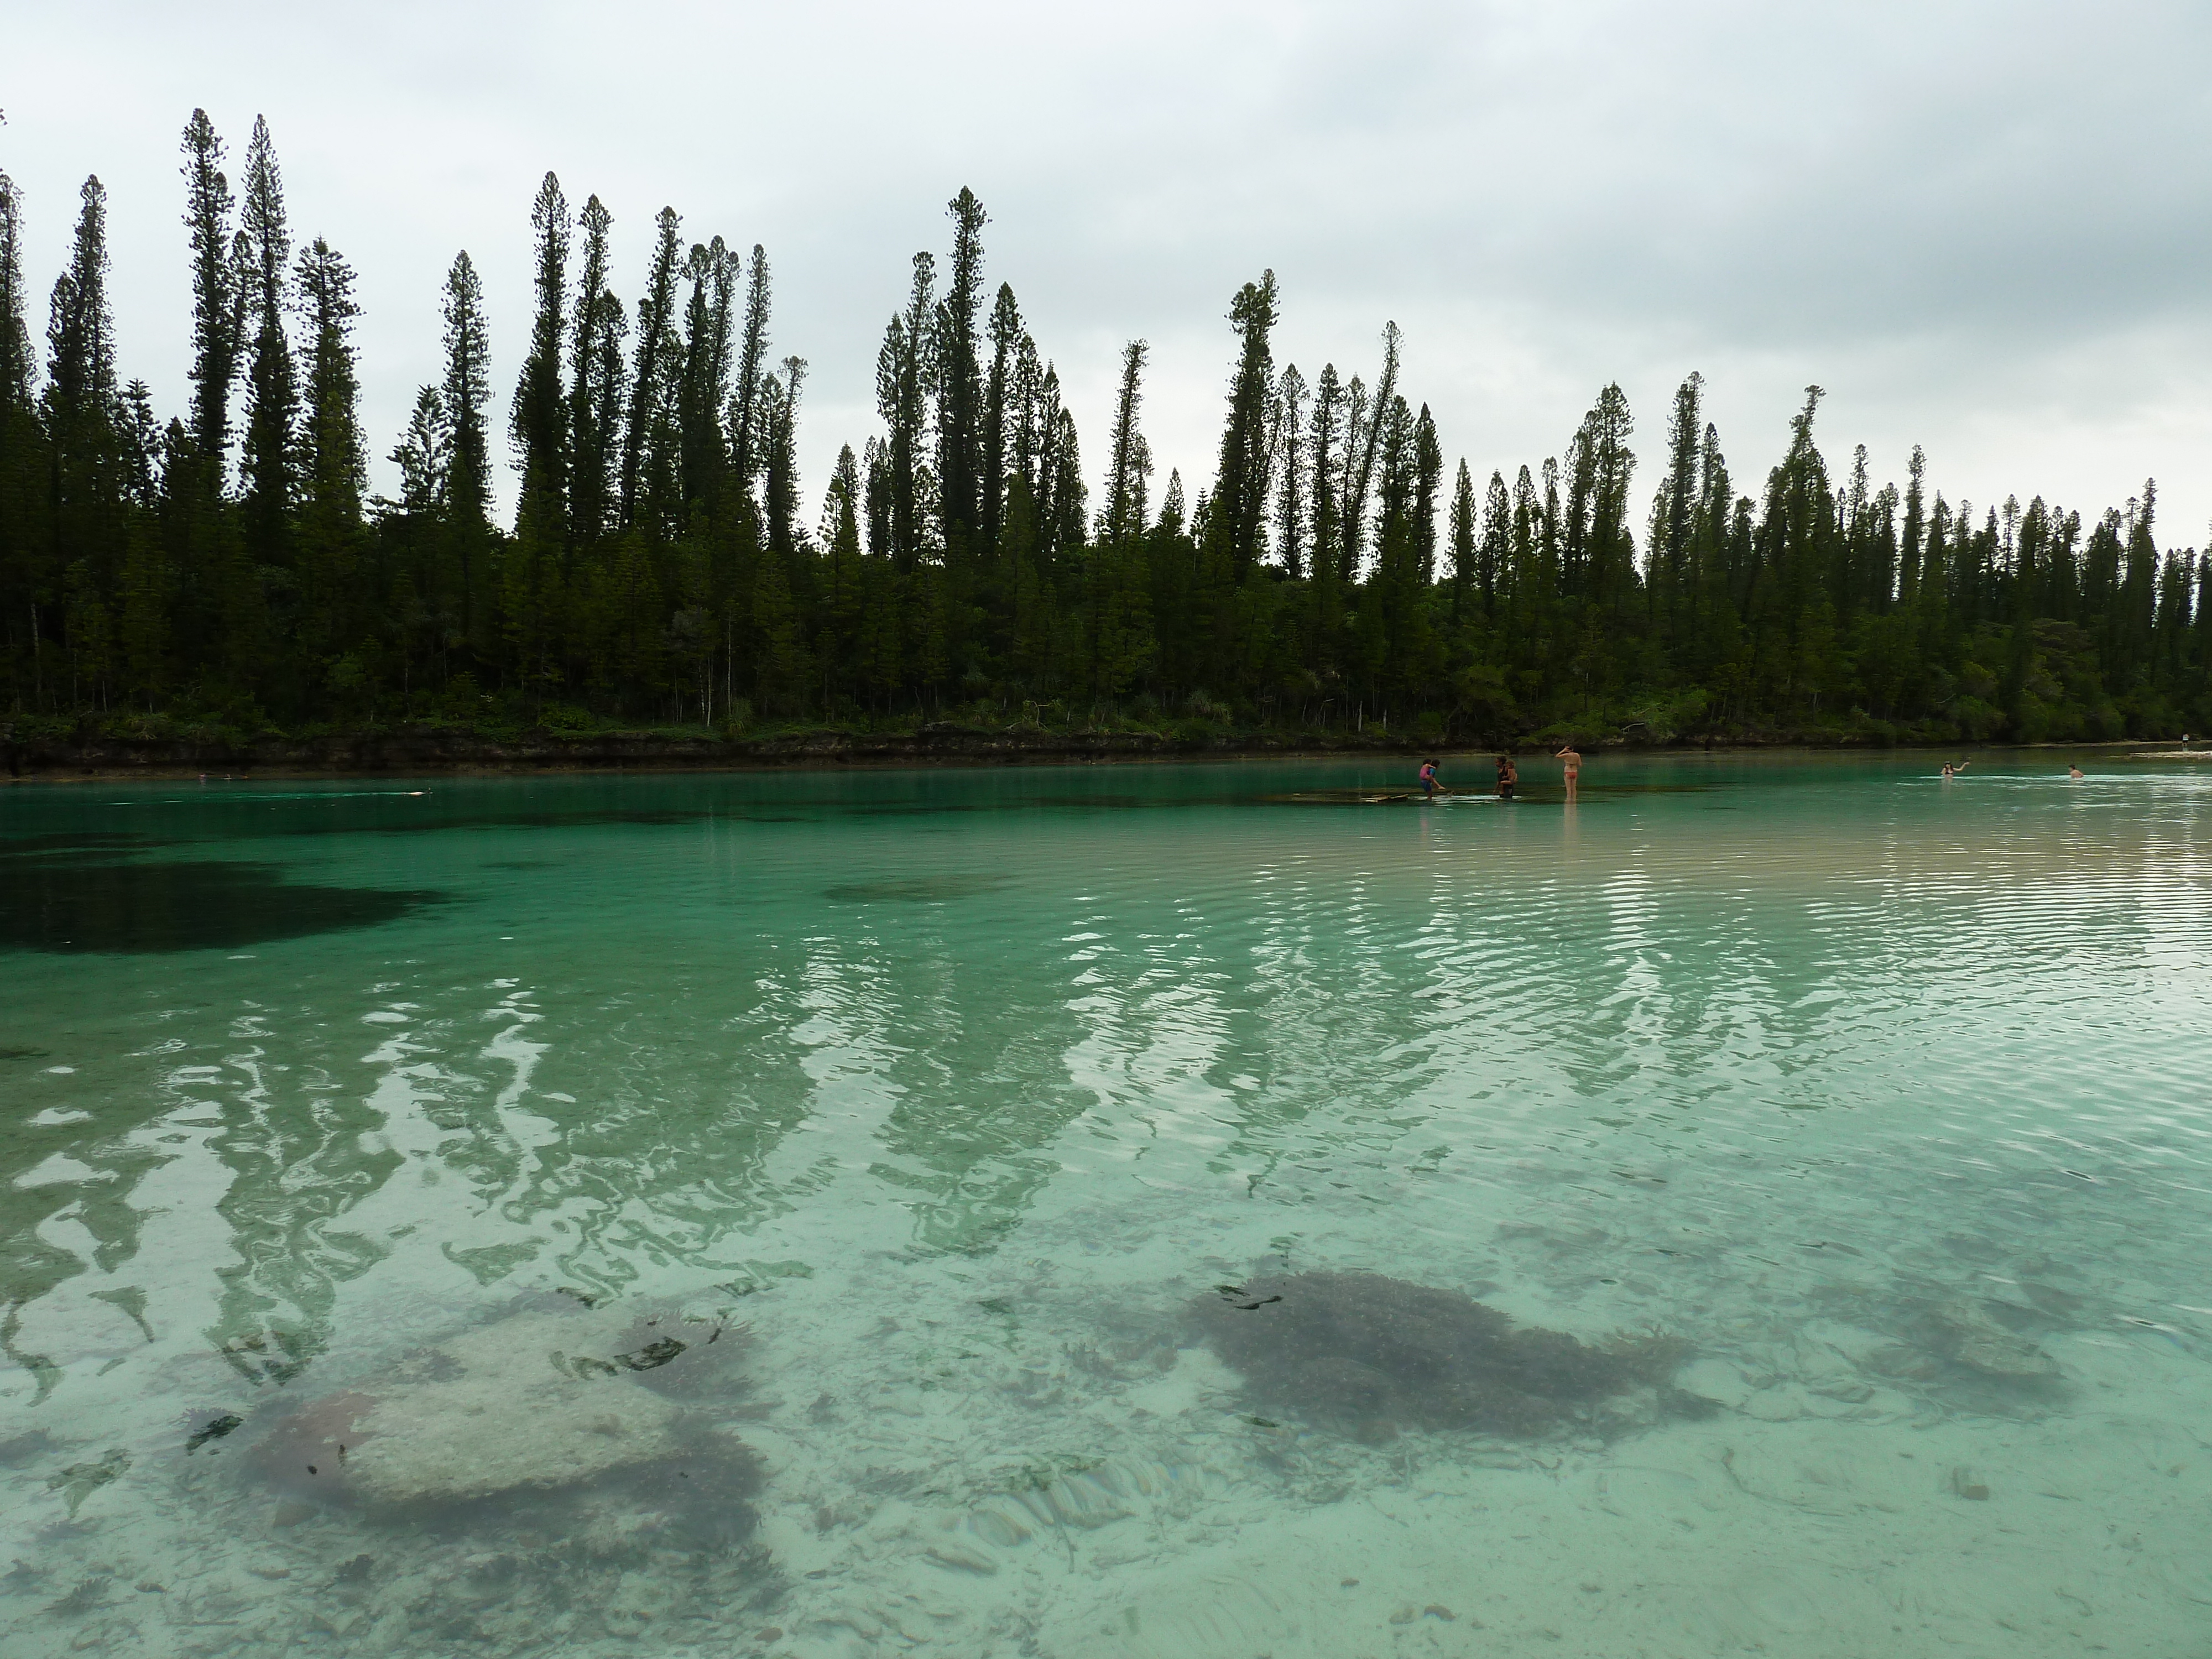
left=1447, top=460, right=1477, bottom=622
left=43, top=179, right=123, bottom=645
left=294, top=238, right=364, bottom=664
left=1272, top=364, right=1307, bottom=580
left=877, top=253, right=934, bottom=571
left=1340, top=324, right=1400, bottom=580
left=728, top=244, right=771, bottom=500
left=763, top=356, right=805, bottom=561
left=620, top=207, right=682, bottom=533
left=1411, top=406, right=1442, bottom=588
left=1650, top=371, right=1702, bottom=654
left=0, top=168, right=34, bottom=410
left=1093, top=340, right=1154, bottom=696
left=982, top=281, right=1022, bottom=562
left=440, top=251, right=493, bottom=658
left=1478, top=468, right=1509, bottom=621
left=1100, top=341, right=1150, bottom=547
left=1204, top=271, right=1279, bottom=587
left=238, top=117, right=295, bottom=572
left=509, top=172, right=570, bottom=684
left=0, top=165, right=38, bottom=657
left=676, top=236, right=734, bottom=511
left=179, top=111, right=239, bottom=483
left=935, top=188, right=988, bottom=562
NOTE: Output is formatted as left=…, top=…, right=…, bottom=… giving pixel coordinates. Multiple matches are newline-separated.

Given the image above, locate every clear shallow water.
left=2, top=753, right=2209, bottom=1658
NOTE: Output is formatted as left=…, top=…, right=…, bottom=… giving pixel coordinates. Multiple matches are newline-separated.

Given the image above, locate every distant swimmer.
left=1941, top=759, right=1971, bottom=780
left=1554, top=743, right=1582, bottom=801
left=1495, top=753, right=1518, bottom=800
left=1419, top=760, right=1439, bottom=800
left=2068, top=763, right=2085, bottom=780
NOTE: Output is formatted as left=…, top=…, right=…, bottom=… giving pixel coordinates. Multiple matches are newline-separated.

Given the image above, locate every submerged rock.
left=244, top=1303, right=759, bottom=1522
left=1908, top=1300, right=2060, bottom=1380
left=1193, top=1271, right=1691, bottom=1438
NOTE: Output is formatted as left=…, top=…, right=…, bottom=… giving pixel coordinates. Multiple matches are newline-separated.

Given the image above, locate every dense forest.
left=2, top=112, right=2208, bottom=752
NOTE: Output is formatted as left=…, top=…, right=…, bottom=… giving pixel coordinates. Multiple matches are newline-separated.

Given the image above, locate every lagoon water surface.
left=2, top=754, right=2208, bottom=1658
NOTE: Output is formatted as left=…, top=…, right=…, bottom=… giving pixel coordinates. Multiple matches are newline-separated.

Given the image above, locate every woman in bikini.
left=1554, top=743, right=1581, bottom=800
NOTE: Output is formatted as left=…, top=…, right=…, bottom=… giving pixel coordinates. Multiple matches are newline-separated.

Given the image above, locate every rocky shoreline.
left=0, top=723, right=1433, bottom=778
left=2, top=722, right=2189, bottom=779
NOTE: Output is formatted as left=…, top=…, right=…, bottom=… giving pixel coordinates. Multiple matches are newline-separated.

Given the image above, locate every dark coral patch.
left=1195, top=1270, right=1689, bottom=1438
left=0, top=859, right=445, bottom=953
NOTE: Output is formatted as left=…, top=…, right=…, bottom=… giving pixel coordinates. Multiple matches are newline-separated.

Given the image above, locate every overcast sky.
left=8, top=1, right=2212, bottom=546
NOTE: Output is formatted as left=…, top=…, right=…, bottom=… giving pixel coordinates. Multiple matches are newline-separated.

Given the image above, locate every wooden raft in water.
left=1260, top=786, right=1542, bottom=805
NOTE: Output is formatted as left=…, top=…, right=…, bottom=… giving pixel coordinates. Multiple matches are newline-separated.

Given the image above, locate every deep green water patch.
left=822, top=874, right=1013, bottom=904
left=1, top=831, right=169, bottom=858
left=0, top=859, right=448, bottom=953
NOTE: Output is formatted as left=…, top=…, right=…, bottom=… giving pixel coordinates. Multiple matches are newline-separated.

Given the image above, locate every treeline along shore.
left=3, top=111, right=2210, bottom=776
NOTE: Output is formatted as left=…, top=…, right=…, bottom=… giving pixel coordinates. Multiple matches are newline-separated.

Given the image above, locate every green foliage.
left=0, top=138, right=2204, bottom=745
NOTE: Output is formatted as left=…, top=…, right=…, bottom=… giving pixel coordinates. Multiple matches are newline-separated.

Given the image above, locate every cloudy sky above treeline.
left=9, top=1, right=2211, bottom=543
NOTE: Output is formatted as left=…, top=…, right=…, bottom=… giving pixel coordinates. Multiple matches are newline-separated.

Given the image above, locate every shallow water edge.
left=6, top=729, right=2196, bottom=782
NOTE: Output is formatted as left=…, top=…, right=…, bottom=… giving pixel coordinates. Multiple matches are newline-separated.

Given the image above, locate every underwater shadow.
left=0, top=859, right=449, bottom=953
left=822, top=875, right=1013, bottom=904
left=1195, top=1270, right=1707, bottom=1439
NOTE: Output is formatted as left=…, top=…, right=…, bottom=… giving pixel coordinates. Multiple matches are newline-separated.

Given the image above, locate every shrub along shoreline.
left=3, top=707, right=2182, bottom=779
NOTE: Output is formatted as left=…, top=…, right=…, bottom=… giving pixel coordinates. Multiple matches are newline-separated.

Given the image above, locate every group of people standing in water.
left=1418, top=748, right=2098, bottom=800
left=1418, top=746, right=1580, bottom=801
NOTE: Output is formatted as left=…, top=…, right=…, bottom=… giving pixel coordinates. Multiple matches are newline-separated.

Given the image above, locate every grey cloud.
left=5, top=0, right=2209, bottom=541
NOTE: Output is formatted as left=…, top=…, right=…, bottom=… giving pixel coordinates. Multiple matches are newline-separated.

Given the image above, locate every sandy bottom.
left=9, top=1217, right=2202, bottom=1659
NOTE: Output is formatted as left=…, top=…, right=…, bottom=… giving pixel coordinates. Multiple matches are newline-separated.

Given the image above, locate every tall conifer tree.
left=238, top=116, right=296, bottom=566
left=512, top=173, right=570, bottom=575
left=566, top=195, right=620, bottom=552
left=1478, top=468, right=1509, bottom=620
left=1340, top=324, right=1400, bottom=579
left=440, top=251, right=492, bottom=654
left=1272, top=364, right=1307, bottom=578
left=728, top=244, right=771, bottom=497
left=0, top=167, right=32, bottom=410
left=876, top=253, right=935, bottom=570
left=982, top=281, right=1021, bottom=560
left=1101, top=341, right=1151, bottom=546
left=43, top=177, right=118, bottom=447
left=935, top=188, right=988, bottom=560
left=620, top=207, right=682, bottom=531
left=295, top=238, right=364, bottom=659
left=763, top=356, right=805, bottom=561
left=1446, top=460, right=1476, bottom=620
left=1204, top=271, right=1279, bottom=586
left=179, top=111, right=239, bottom=483
left=0, top=163, right=36, bottom=629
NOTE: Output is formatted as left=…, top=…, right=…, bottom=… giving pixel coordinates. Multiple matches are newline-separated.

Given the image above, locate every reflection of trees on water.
left=503, top=980, right=817, bottom=1292
left=2, top=1149, right=169, bottom=1402
left=847, top=913, right=1095, bottom=1257
left=210, top=1026, right=401, bottom=1385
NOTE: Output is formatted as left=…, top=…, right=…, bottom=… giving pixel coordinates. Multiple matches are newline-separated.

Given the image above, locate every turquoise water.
left=2, top=753, right=2209, bottom=1658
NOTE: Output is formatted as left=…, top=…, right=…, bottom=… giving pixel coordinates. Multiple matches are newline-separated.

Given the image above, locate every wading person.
left=1420, top=759, right=1439, bottom=800
left=1554, top=742, right=1582, bottom=801
left=1496, top=754, right=1517, bottom=800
